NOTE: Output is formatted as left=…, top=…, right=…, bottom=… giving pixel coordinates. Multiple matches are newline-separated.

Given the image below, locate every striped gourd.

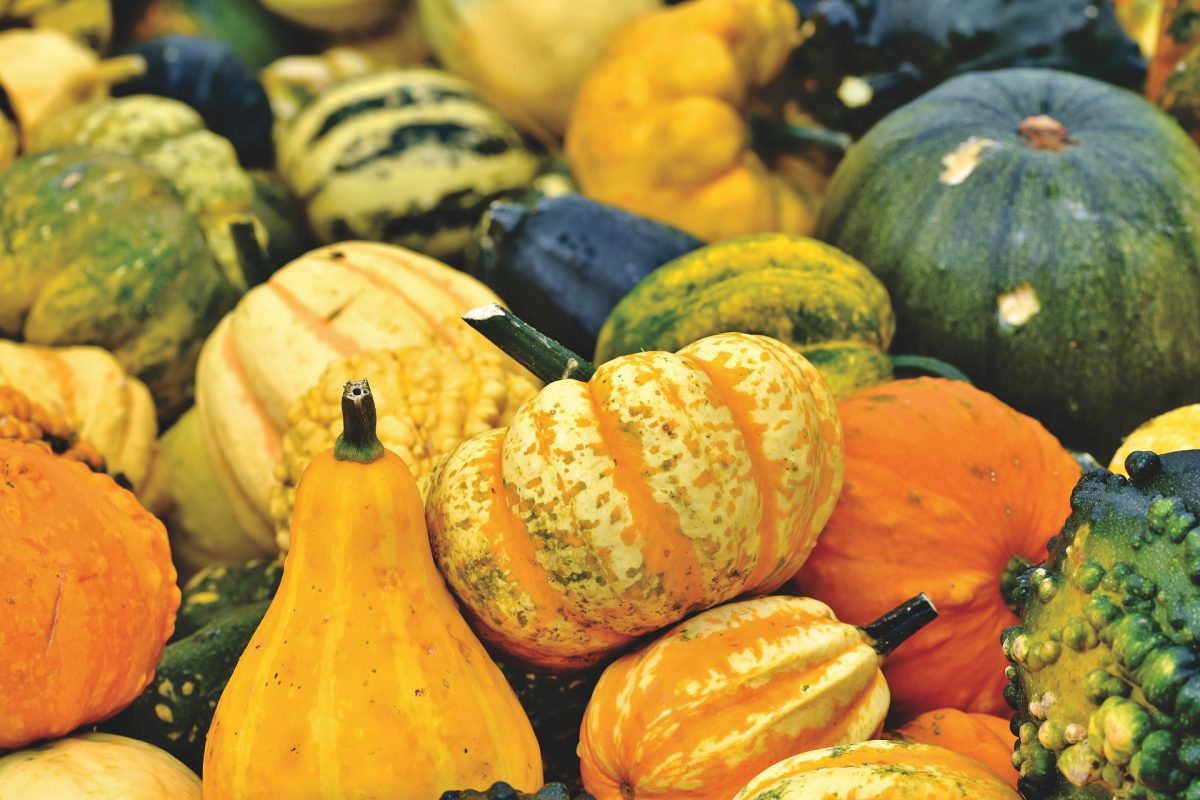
left=277, top=68, right=541, bottom=261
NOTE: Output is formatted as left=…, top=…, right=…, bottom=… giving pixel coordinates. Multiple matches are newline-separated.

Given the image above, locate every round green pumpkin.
left=818, top=67, right=1200, bottom=459
left=594, top=233, right=896, bottom=399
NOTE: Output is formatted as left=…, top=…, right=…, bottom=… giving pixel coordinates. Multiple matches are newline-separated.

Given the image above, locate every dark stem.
left=888, top=354, right=972, bottom=384
left=1018, top=115, right=1073, bottom=152
left=334, top=379, right=385, bottom=464
left=230, top=220, right=272, bottom=288
left=1000, top=555, right=1035, bottom=616
left=862, top=593, right=938, bottom=656
left=463, top=304, right=595, bottom=383
left=748, top=115, right=853, bottom=158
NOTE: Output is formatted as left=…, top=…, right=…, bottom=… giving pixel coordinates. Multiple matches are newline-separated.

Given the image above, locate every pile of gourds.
left=3, top=0, right=1200, bottom=799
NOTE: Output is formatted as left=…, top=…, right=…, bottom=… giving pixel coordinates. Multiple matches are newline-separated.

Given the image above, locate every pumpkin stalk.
left=334, top=379, right=385, bottom=464
left=463, top=303, right=596, bottom=383
left=1018, top=115, right=1073, bottom=151
left=862, top=593, right=938, bottom=656
left=229, top=220, right=272, bottom=288
left=748, top=115, right=853, bottom=159
left=888, top=354, right=973, bottom=384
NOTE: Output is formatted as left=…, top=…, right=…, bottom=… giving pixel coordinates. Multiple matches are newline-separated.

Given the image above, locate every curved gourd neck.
left=335, top=380, right=385, bottom=463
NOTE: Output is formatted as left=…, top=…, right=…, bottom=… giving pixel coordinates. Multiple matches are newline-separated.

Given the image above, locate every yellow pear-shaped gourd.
left=202, top=379, right=542, bottom=798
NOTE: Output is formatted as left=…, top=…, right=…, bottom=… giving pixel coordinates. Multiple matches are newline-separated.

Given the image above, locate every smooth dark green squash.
left=173, top=556, right=284, bottom=641
left=818, top=67, right=1200, bottom=460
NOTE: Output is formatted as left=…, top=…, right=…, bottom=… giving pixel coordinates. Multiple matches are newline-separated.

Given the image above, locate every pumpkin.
left=817, top=67, right=1200, bottom=461
left=276, top=67, right=541, bottom=262
left=0, top=441, right=179, bottom=749
left=0, top=385, right=106, bottom=473
left=790, top=378, right=1079, bottom=722
left=1109, top=404, right=1200, bottom=474
left=426, top=306, right=844, bottom=670
left=0, top=340, right=156, bottom=490
left=732, top=740, right=1021, bottom=800
left=595, top=234, right=896, bottom=400
left=203, top=379, right=543, bottom=797
left=0, top=146, right=240, bottom=420
left=579, top=594, right=937, bottom=800
left=885, top=709, right=1018, bottom=790
left=0, top=733, right=200, bottom=799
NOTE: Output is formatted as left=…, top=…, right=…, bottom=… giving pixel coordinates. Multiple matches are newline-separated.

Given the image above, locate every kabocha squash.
left=817, top=67, right=1200, bottom=460
left=1110, top=404, right=1200, bottom=474
left=885, top=709, right=1018, bottom=790
left=790, top=378, right=1079, bottom=721
left=595, top=234, right=895, bottom=400
left=0, top=146, right=239, bottom=419
left=1003, top=450, right=1200, bottom=798
left=426, top=307, right=844, bottom=669
left=277, top=68, right=541, bottom=261
left=0, top=733, right=200, bottom=799
left=0, top=441, right=178, bottom=749
left=578, top=594, right=937, bottom=800
left=732, top=740, right=1021, bottom=800
left=0, top=385, right=107, bottom=473
left=203, top=380, right=543, bottom=798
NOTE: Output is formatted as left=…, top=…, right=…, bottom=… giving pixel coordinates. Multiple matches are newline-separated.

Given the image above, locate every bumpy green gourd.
left=1004, top=449, right=1200, bottom=799
left=439, top=783, right=593, bottom=800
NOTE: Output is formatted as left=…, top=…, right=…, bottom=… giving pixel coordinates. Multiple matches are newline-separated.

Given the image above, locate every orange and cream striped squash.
left=426, top=332, right=844, bottom=669
left=733, top=740, right=1021, bottom=800
left=884, top=709, right=1017, bottom=790
left=579, top=595, right=890, bottom=800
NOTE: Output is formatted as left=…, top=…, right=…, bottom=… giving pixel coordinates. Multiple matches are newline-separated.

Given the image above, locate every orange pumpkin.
left=0, top=441, right=179, bottom=749
left=790, top=378, right=1078, bottom=721
left=885, top=709, right=1017, bottom=790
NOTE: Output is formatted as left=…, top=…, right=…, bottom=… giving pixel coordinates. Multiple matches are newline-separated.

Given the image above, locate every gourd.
left=0, top=441, right=178, bottom=749
left=595, top=234, right=896, bottom=400
left=817, top=67, right=1200, bottom=460
left=1004, top=450, right=1200, bottom=798
left=259, top=47, right=378, bottom=141
left=203, top=380, right=543, bottom=797
left=258, top=0, right=406, bottom=33
left=172, top=557, right=285, bottom=639
left=790, top=378, right=1080, bottom=721
left=249, top=170, right=313, bottom=272
left=0, top=733, right=200, bottom=799
left=426, top=306, right=844, bottom=670
left=579, top=594, right=937, bottom=800
left=441, top=784, right=592, bottom=800
left=732, top=740, right=1021, bottom=800
left=0, top=385, right=107, bottom=473
left=885, top=709, right=1018, bottom=789
left=0, top=0, right=113, bottom=51
left=1109, top=404, right=1200, bottom=474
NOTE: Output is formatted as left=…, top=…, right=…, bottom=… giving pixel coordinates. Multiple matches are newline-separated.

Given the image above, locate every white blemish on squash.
left=998, top=283, right=1041, bottom=330
left=939, top=138, right=999, bottom=185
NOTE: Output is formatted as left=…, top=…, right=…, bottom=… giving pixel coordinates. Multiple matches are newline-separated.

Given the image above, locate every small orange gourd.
left=202, top=380, right=542, bottom=798
left=885, top=709, right=1017, bottom=790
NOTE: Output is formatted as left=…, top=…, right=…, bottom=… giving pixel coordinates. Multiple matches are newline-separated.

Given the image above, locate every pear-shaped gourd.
left=202, top=379, right=542, bottom=798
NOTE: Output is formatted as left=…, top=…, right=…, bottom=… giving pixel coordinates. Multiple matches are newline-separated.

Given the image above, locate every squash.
left=579, top=594, right=937, bottom=800
left=276, top=67, right=542, bottom=262
left=790, top=378, right=1080, bottom=722
left=258, top=0, right=405, bottom=33
left=465, top=194, right=704, bottom=356
left=1115, top=0, right=1165, bottom=58
left=0, top=146, right=240, bottom=420
left=441, top=784, right=591, bottom=800
left=0, top=441, right=178, bottom=749
left=0, top=112, right=16, bottom=172
left=260, top=47, right=378, bottom=140
left=817, top=67, right=1200, bottom=461
left=331, top=3, right=430, bottom=67
left=732, top=740, right=1020, bottom=800
left=0, top=385, right=107, bottom=473
left=172, top=556, right=285, bottom=640
left=1109, top=404, right=1200, bottom=474
left=249, top=170, right=314, bottom=273
left=0, top=340, right=156, bottom=490
left=1149, top=0, right=1200, bottom=101
left=0, top=733, right=200, bottom=799
left=1158, top=42, right=1200, bottom=144
left=885, top=710, right=1018, bottom=790
left=203, top=379, right=543, bottom=797
left=0, top=0, right=113, bottom=51
left=595, top=234, right=895, bottom=400
left=426, top=306, right=844, bottom=670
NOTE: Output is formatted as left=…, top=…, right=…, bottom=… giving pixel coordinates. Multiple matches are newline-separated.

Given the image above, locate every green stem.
left=463, top=304, right=595, bottom=384
left=862, top=593, right=938, bottom=657
left=230, top=220, right=272, bottom=288
left=334, top=379, right=385, bottom=464
left=748, top=115, right=853, bottom=159
left=888, top=354, right=973, bottom=384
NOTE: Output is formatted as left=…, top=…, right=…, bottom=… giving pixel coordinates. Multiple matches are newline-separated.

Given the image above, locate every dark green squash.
left=173, top=556, right=284, bottom=640
left=818, top=67, right=1200, bottom=460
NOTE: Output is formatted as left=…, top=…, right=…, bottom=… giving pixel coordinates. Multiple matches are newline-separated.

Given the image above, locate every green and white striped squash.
left=276, top=67, right=541, bottom=262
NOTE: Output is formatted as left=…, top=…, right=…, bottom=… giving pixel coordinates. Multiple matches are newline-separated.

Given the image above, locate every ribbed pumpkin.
left=1109, top=404, right=1200, bottom=474
left=203, top=380, right=542, bottom=798
left=885, top=709, right=1018, bottom=790
left=0, top=385, right=106, bottom=472
left=0, top=733, right=200, bottom=799
left=817, top=68, right=1200, bottom=460
left=595, top=234, right=896, bottom=400
left=732, top=741, right=1020, bottom=800
left=579, top=594, right=937, bottom=800
left=0, top=441, right=179, bottom=749
left=277, top=68, right=541, bottom=261
left=427, top=308, right=844, bottom=670
left=790, top=378, right=1079, bottom=721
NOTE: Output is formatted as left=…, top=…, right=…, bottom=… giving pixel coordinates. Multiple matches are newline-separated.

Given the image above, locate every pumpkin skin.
left=0, top=733, right=200, bottom=799
left=203, top=381, right=542, bottom=798
left=427, top=332, right=844, bottom=670
left=732, top=740, right=1020, bottom=800
left=579, top=595, right=889, bottom=800
left=790, top=378, right=1079, bottom=721
left=885, top=709, right=1018, bottom=790
left=817, top=67, right=1200, bottom=460
left=1109, top=404, right=1200, bottom=474
left=0, top=442, right=179, bottom=749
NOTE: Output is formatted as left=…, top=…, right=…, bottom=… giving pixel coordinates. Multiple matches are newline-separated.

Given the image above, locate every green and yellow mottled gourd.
left=595, top=234, right=896, bottom=399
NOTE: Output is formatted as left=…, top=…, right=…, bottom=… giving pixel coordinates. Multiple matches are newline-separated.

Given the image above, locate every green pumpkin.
left=818, top=67, right=1200, bottom=459
left=595, top=233, right=896, bottom=399
left=0, top=146, right=239, bottom=419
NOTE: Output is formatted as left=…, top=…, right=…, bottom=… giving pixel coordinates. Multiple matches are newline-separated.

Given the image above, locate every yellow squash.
left=1109, top=403, right=1200, bottom=473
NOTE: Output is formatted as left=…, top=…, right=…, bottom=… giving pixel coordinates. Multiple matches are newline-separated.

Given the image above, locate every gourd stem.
left=463, top=304, right=595, bottom=383
left=888, top=354, right=972, bottom=384
left=748, top=115, right=853, bottom=158
left=334, top=379, right=385, bottom=464
left=229, top=220, right=272, bottom=288
left=73, top=54, right=148, bottom=92
left=862, top=593, right=938, bottom=656
left=1001, top=555, right=1035, bottom=615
